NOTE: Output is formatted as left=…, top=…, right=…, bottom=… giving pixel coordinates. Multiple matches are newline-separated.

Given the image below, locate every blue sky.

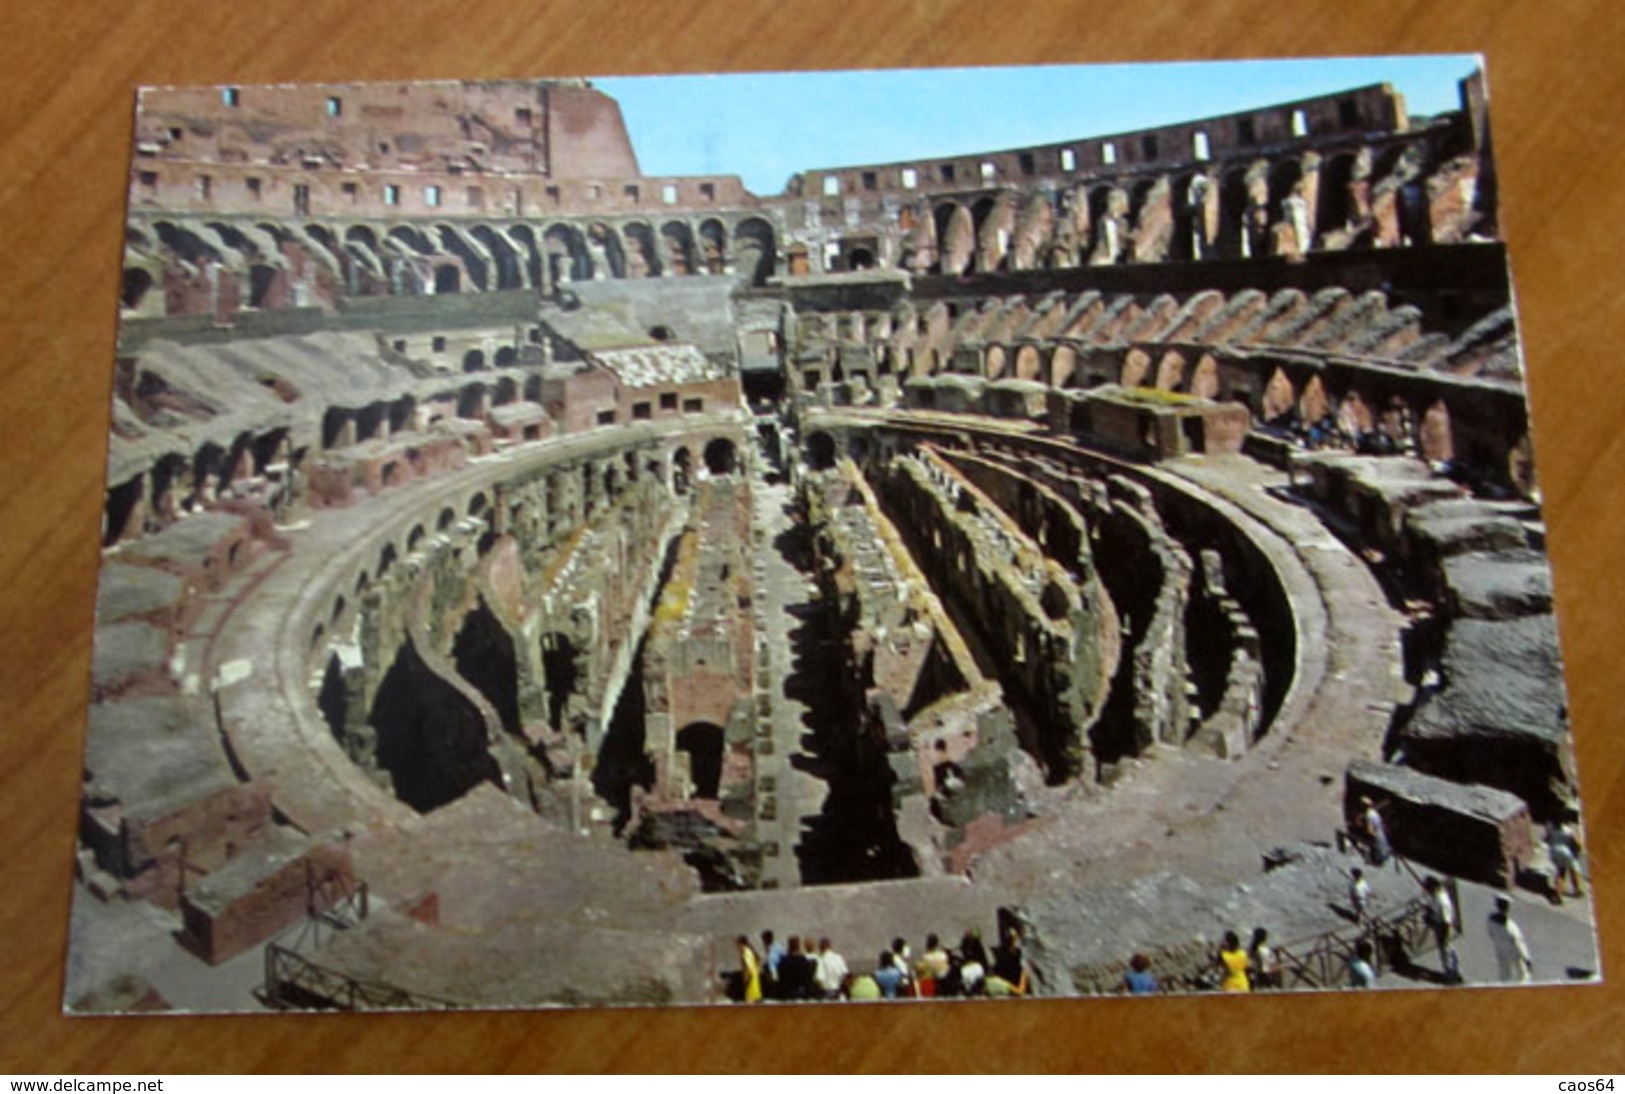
left=597, top=56, right=1481, bottom=195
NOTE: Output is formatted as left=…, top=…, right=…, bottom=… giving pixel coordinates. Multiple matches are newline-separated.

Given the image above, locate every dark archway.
left=121, top=267, right=155, bottom=310
left=733, top=217, right=776, bottom=285
left=677, top=722, right=725, bottom=799
left=369, top=638, right=499, bottom=813
left=805, top=430, right=837, bottom=471
left=452, top=599, right=521, bottom=737
left=703, top=437, right=738, bottom=476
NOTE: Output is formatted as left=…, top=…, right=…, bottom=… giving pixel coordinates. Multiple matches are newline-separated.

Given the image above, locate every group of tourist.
left=733, top=926, right=1030, bottom=1003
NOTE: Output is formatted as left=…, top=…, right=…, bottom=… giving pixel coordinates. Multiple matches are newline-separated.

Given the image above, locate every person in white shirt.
left=814, top=937, right=849, bottom=999
left=1487, top=895, right=1533, bottom=983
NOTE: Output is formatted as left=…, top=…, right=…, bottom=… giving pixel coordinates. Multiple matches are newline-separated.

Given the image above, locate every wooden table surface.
left=2, top=0, right=1622, bottom=1073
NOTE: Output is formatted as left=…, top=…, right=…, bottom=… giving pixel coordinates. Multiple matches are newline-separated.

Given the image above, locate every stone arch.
left=698, top=218, right=727, bottom=275
left=676, top=722, right=725, bottom=799
left=970, top=196, right=1005, bottom=272
left=508, top=224, right=543, bottom=287
left=1120, top=348, right=1152, bottom=388
left=703, top=437, right=738, bottom=476
left=452, top=598, right=521, bottom=737
left=733, top=217, right=776, bottom=285
left=1010, top=191, right=1055, bottom=271
left=934, top=203, right=973, bottom=276
left=805, top=430, right=837, bottom=471
left=588, top=222, right=626, bottom=279
left=1338, top=388, right=1375, bottom=437
left=1153, top=350, right=1186, bottom=391
left=1261, top=367, right=1297, bottom=423
left=622, top=221, right=662, bottom=278
left=387, top=225, right=436, bottom=256
left=470, top=225, right=523, bottom=289
left=1318, top=152, right=1360, bottom=238
left=1014, top=344, right=1043, bottom=382
left=121, top=267, right=155, bottom=310
left=153, top=220, right=222, bottom=266
left=1189, top=354, right=1221, bottom=400
left=436, top=225, right=489, bottom=289
left=1049, top=344, right=1078, bottom=388
left=1418, top=398, right=1454, bottom=463
left=543, top=224, right=591, bottom=284
left=1298, top=374, right=1330, bottom=425
left=660, top=221, right=697, bottom=276
left=370, top=637, right=499, bottom=813
left=1219, top=168, right=1253, bottom=258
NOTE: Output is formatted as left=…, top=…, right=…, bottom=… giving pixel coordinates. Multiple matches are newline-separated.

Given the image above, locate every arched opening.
left=1120, top=348, right=1152, bottom=388
left=1419, top=399, right=1454, bottom=464
left=463, top=348, right=487, bottom=373
left=470, top=225, right=523, bottom=289
left=541, top=633, right=581, bottom=734
left=1014, top=345, right=1042, bottom=382
left=676, top=722, right=725, bottom=799
left=935, top=203, right=974, bottom=275
left=452, top=599, right=521, bottom=737
left=1154, top=350, right=1186, bottom=391
left=805, top=431, right=837, bottom=471
left=1220, top=169, right=1252, bottom=258
left=369, top=638, right=499, bottom=813
left=703, top=438, right=738, bottom=476
left=509, top=224, right=544, bottom=287
left=623, top=222, right=662, bottom=278
left=318, top=653, right=350, bottom=746
left=102, top=475, right=144, bottom=546
left=733, top=217, right=776, bottom=285
left=1318, top=153, right=1359, bottom=237
left=1261, top=367, right=1297, bottom=425
left=660, top=221, right=697, bottom=276
left=1189, top=355, right=1221, bottom=400
left=494, top=345, right=517, bottom=367
left=121, top=267, right=155, bottom=310
left=437, top=226, right=488, bottom=289
left=543, top=224, right=591, bottom=284
left=433, top=265, right=461, bottom=294
left=458, top=384, right=487, bottom=418
left=1050, top=345, right=1078, bottom=388
left=698, top=219, right=727, bottom=274
left=589, top=223, right=626, bottom=278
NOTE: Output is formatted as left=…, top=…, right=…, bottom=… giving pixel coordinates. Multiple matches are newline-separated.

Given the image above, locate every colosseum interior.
left=67, top=68, right=1598, bottom=1012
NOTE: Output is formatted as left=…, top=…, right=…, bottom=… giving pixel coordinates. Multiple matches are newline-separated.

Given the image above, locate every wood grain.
left=2, top=0, right=1621, bottom=1073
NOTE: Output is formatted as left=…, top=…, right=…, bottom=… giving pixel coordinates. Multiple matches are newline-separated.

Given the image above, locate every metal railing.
left=263, top=944, right=460, bottom=1011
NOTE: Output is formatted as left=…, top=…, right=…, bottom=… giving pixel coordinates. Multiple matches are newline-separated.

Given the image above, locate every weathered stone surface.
left=1345, top=759, right=1532, bottom=887
left=1398, top=614, right=1572, bottom=816
left=1442, top=550, right=1553, bottom=620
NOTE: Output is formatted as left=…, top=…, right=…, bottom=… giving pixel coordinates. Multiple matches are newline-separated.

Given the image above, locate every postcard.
left=68, top=58, right=1599, bottom=1013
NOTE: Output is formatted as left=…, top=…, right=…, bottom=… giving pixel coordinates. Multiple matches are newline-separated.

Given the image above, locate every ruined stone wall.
left=873, top=449, right=1096, bottom=778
